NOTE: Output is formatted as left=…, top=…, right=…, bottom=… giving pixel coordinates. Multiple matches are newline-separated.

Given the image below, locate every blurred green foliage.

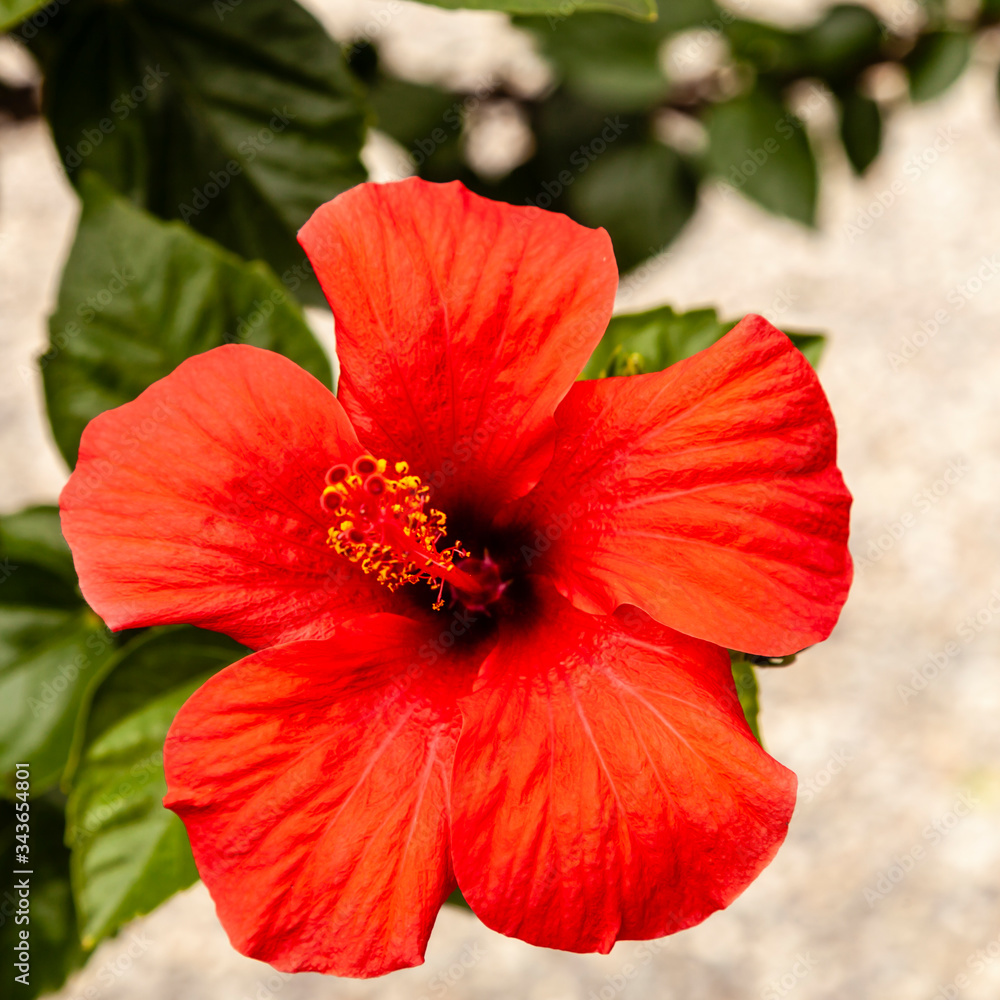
left=414, top=0, right=658, bottom=17
left=0, top=0, right=45, bottom=32
left=361, top=0, right=996, bottom=263
left=1, top=0, right=996, bottom=990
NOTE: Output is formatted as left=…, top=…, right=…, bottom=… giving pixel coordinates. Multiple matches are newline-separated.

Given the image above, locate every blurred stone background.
left=2, top=1, right=1000, bottom=998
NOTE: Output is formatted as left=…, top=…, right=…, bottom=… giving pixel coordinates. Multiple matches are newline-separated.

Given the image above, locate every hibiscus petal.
left=60, top=344, right=394, bottom=648
left=450, top=583, right=796, bottom=952
left=164, top=614, right=477, bottom=977
left=505, top=315, right=853, bottom=655
left=298, top=178, right=617, bottom=520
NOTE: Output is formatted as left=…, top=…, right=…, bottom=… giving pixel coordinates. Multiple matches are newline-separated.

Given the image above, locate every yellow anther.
left=321, top=455, right=468, bottom=597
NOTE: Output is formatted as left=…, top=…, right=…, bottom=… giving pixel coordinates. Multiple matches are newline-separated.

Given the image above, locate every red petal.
left=60, top=345, right=393, bottom=648
left=505, top=316, right=852, bottom=655
left=298, top=178, right=617, bottom=519
left=450, top=583, right=796, bottom=951
left=164, top=614, right=480, bottom=977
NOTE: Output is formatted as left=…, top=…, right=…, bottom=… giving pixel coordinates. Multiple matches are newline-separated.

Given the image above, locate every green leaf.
left=729, top=654, right=761, bottom=744
left=517, top=9, right=714, bottom=111
left=582, top=303, right=826, bottom=378
left=42, top=173, right=331, bottom=469
left=0, top=508, right=245, bottom=802
left=725, top=20, right=804, bottom=77
left=1, top=797, right=89, bottom=998
left=0, top=506, right=122, bottom=798
left=0, top=506, right=116, bottom=798
left=569, top=142, right=696, bottom=272
left=705, top=88, right=818, bottom=226
left=801, top=5, right=883, bottom=83
left=30, top=0, right=366, bottom=303
left=839, top=89, right=882, bottom=174
left=0, top=0, right=45, bottom=32
left=583, top=304, right=729, bottom=378
left=415, top=0, right=657, bottom=21
left=445, top=886, right=473, bottom=910
left=68, top=684, right=201, bottom=949
left=68, top=628, right=244, bottom=948
left=905, top=30, right=972, bottom=103
left=0, top=607, right=116, bottom=797
left=81, top=626, right=246, bottom=749
left=369, top=75, right=458, bottom=152
left=0, top=506, right=76, bottom=587
left=0, top=506, right=80, bottom=609
left=521, top=14, right=668, bottom=111
left=788, top=330, right=827, bottom=368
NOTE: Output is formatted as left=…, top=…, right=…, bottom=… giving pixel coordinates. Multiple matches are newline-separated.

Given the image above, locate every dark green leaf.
left=0, top=507, right=79, bottom=609
left=1, top=797, right=88, bottom=998
left=839, top=89, right=882, bottom=174
left=705, top=88, right=818, bottom=225
left=905, top=30, right=972, bottom=103
left=66, top=627, right=243, bottom=948
left=0, top=607, right=114, bottom=797
left=517, top=11, right=703, bottom=111
left=582, top=303, right=826, bottom=378
left=67, top=668, right=213, bottom=947
left=0, top=0, right=46, bottom=32
left=518, top=3, right=717, bottom=113
left=0, top=507, right=116, bottom=798
left=725, top=20, right=803, bottom=77
left=42, top=173, right=331, bottom=469
left=416, top=0, right=657, bottom=21
left=401, top=86, right=649, bottom=222
left=445, top=886, right=472, bottom=909
left=66, top=627, right=243, bottom=947
left=369, top=76, right=458, bottom=152
left=0, top=507, right=76, bottom=587
left=515, top=89, right=648, bottom=187
left=344, top=39, right=378, bottom=86
left=31, top=0, right=366, bottom=303
left=801, top=5, right=883, bottom=83
left=569, top=142, right=696, bottom=272
left=530, top=16, right=667, bottom=112
left=81, top=626, right=245, bottom=749
left=729, top=653, right=761, bottom=744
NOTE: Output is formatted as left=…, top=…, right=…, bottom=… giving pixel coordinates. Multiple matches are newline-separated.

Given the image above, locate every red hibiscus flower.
left=60, top=178, right=852, bottom=978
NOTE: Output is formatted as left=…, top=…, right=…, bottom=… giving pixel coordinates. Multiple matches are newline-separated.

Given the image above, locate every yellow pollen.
left=321, top=454, right=469, bottom=610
